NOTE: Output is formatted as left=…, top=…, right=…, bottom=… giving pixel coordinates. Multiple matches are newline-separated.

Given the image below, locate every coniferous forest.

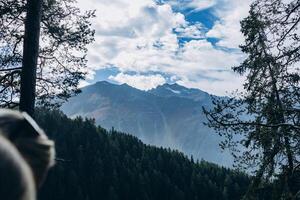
left=0, top=0, right=299, bottom=199
left=36, top=109, right=252, bottom=200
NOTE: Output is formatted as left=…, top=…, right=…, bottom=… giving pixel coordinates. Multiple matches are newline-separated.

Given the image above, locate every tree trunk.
left=19, top=0, right=43, bottom=117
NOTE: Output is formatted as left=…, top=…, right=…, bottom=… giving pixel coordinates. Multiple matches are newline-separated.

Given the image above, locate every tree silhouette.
left=204, top=1, right=300, bottom=199
left=19, top=0, right=43, bottom=116
left=0, top=0, right=95, bottom=113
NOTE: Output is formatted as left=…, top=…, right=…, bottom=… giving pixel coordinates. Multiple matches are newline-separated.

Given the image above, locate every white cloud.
left=207, top=0, right=252, bottom=49
left=109, top=73, right=166, bottom=90
left=78, top=80, right=91, bottom=88
left=165, top=0, right=217, bottom=11
left=175, top=22, right=206, bottom=39
left=76, top=0, right=250, bottom=95
left=188, top=0, right=217, bottom=11
left=175, top=70, right=245, bottom=96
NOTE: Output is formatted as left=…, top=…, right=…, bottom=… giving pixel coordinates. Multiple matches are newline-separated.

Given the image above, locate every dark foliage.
left=0, top=0, right=95, bottom=108
left=36, top=109, right=251, bottom=200
left=203, top=1, right=300, bottom=199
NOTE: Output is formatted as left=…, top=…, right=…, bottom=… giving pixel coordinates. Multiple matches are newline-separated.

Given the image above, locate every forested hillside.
left=61, top=81, right=233, bottom=166
left=36, top=110, right=251, bottom=200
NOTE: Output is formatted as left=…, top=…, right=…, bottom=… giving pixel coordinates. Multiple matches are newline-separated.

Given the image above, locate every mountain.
left=61, top=81, right=233, bottom=166
left=37, top=109, right=252, bottom=200
left=149, top=83, right=212, bottom=103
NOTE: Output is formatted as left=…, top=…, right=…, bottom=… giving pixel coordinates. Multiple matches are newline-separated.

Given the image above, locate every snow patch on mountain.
left=166, top=87, right=181, bottom=94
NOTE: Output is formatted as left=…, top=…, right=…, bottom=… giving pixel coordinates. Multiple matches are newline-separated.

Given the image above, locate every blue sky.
left=77, top=0, right=251, bottom=95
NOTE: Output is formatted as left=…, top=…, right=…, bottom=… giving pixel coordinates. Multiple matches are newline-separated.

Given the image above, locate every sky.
left=76, top=0, right=252, bottom=96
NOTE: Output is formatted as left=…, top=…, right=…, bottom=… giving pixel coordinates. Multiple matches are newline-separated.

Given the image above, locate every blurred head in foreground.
left=0, top=135, right=35, bottom=200
left=0, top=109, right=55, bottom=199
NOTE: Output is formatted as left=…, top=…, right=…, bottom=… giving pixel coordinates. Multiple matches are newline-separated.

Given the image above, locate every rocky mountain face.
left=61, top=81, right=233, bottom=166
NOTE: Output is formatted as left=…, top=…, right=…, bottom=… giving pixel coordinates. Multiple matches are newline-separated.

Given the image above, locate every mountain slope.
left=149, top=83, right=212, bottom=103
left=61, top=81, right=233, bottom=166
left=37, top=110, right=252, bottom=200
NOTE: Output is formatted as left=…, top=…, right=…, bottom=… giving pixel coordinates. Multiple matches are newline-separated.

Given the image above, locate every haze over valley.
left=62, top=81, right=233, bottom=166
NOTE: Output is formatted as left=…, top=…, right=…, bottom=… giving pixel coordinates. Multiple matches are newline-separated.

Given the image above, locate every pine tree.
left=204, top=1, right=300, bottom=199
left=0, top=0, right=95, bottom=112
left=19, top=0, right=43, bottom=116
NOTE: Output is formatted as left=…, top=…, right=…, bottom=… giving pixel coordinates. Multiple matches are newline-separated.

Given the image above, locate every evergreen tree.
left=0, top=0, right=95, bottom=111
left=204, top=0, right=300, bottom=199
left=19, top=0, right=43, bottom=116
left=36, top=109, right=251, bottom=200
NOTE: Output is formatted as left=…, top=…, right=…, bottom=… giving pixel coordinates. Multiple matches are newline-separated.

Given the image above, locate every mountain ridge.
left=61, top=81, right=233, bottom=167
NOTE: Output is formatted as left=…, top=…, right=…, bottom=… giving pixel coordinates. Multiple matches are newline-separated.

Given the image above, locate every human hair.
left=0, top=109, right=55, bottom=187
left=0, top=135, right=36, bottom=200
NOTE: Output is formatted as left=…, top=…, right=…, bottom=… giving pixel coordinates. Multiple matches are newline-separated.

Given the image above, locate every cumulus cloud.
left=207, top=0, right=252, bottom=49
left=175, top=22, right=206, bottom=39
left=175, top=70, right=245, bottom=96
left=162, top=0, right=217, bottom=11
left=109, top=73, right=166, bottom=90
left=76, top=0, right=251, bottom=95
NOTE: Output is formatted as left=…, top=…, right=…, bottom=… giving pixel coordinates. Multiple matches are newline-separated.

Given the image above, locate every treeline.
left=37, top=109, right=251, bottom=200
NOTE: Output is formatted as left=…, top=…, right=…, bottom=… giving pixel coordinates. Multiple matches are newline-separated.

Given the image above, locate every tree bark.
left=19, top=0, right=43, bottom=117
